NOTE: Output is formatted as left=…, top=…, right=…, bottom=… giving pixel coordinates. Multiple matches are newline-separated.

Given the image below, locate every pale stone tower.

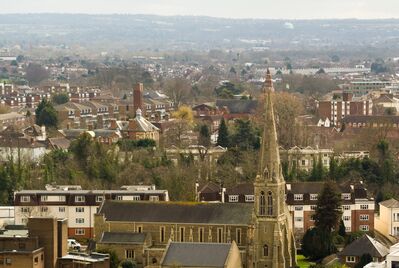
left=252, top=69, right=296, bottom=268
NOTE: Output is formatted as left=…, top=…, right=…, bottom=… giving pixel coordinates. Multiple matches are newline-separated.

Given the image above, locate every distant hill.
left=1, top=14, right=399, bottom=53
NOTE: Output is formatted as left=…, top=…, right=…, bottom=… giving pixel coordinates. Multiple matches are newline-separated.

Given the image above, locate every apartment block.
left=286, top=182, right=375, bottom=241
left=14, top=185, right=169, bottom=239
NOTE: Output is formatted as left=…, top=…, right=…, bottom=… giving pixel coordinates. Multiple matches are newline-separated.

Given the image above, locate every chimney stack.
left=133, top=83, right=144, bottom=117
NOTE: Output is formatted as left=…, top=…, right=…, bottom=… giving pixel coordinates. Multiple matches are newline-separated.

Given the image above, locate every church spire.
left=258, top=69, right=282, bottom=182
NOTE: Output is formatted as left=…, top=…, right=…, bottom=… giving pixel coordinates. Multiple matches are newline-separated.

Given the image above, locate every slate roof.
left=99, top=232, right=147, bottom=244
left=342, top=115, right=399, bottom=124
left=380, top=198, right=399, bottom=208
left=339, top=235, right=389, bottom=258
left=216, top=99, right=258, bottom=114
left=226, top=183, right=253, bottom=195
left=48, top=137, right=71, bottom=150
left=99, top=201, right=252, bottom=225
left=198, top=182, right=220, bottom=194
left=161, top=242, right=232, bottom=267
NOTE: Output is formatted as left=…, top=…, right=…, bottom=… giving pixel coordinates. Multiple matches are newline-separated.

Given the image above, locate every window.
left=341, top=193, right=351, bottom=200
left=217, top=228, right=223, bottom=243
left=75, top=229, right=85, bottom=235
left=137, top=226, right=142, bottom=233
left=360, top=225, right=369, bottom=231
left=76, top=207, right=84, bottom=213
left=310, top=205, right=317, bottom=211
left=294, top=206, right=303, bottom=211
left=360, top=204, right=369, bottom=210
left=125, top=249, right=135, bottom=259
left=96, top=196, right=104, bottom=202
left=295, top=217, right=303, bottom=222
left=229, top=195, right=239, bottom=202
left=310, top=194, right=318, bottom=201
left=149, top=196, right=159, bottom=202
left=116, top=196, right=123, bottom=201
left=20, top=207, right=30, bottom=213
left=180, top=227, right=185, bottom=242
left=21, top=196, right=30, bottom=202
left=199, top=227, right=204, bottom=243
left=236, top=228, right=241, bottom=245
left=263, top=245, right=269, bottom=257
left=75, top=196, right=85, bottom=202
left=245, top=195, right=255, bottom=202
left=267, top=192, right=273, bottom=216
left=346, top=256, right=356, bottom=263
left=160, top=226, right=165, bottom=242
left=343, top=216, right=350, bottom=221
left=360, top=215, right=369, bottom=221
left=301, top=160, right=306, bottom=166
left=58, top=196, right=66, bottom=202
left=259, top=192, right=265, bottom=215
left=58, top=207, right=65, bottom=213
left=41, top=196, right=48, bottom=202
left=132, top=195, right=141, bottom=201
left=40, top=206, right=48, bottom=213
left=75, top=218, right=84, bottom=224
left=294, top=194, right=303, bottom=201
left=342, top=205, right=351, bottom=210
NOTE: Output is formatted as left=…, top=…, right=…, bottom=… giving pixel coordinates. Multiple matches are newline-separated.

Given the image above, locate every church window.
left=199, top=227, right=204, bottom=242
left=217, top=228, right=223, bottom=243
left=259, top=192, right=265, bottom=215
left=160, top=226, right=165, bottom=243
left=263, top=244, right=269, bottom=256
left=236, top=228, right=241, bottom=245
left=267, top=192, right=273, bottom=216
left=179, top=227, right=185, bottom=242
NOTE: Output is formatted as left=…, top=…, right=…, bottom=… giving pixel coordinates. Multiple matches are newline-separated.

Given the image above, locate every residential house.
left=375, top=199, right=399, bottom=238
left=279, top=146, right=334, bottom=172
left=338, top=235, right=389, bottom=268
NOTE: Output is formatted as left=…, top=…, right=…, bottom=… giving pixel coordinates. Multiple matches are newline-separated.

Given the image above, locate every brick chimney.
left=133, top=83, right=144, bottom=117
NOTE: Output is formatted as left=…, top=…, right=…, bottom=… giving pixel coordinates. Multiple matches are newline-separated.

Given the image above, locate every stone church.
left=94, top=70, right=297, bottom=268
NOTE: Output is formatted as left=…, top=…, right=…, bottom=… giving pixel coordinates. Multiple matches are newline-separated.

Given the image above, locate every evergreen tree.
left=198, top=124, right=211, bottom=147
left=35, top=99, right=58, bottom=128
left=314, top=181, right=342, bottom=232
left=52, top=93, right=69, bottom=105
left=217, top=118, right=229, bottom=147
left=338, top=219, right=346, bottom=237
left=302, top=227, right=336, bottom=260
left=355, top=253, right=372, bottom=268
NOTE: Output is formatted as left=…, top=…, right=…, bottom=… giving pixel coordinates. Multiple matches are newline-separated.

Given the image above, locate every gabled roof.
left=380, top=198, right=399, bottom=208
left=161, top=242, right=233, bottom=267
left=339, top=235, right=389, bottom=258
left=99, top=232, right=147, bottom=244
left=129, top=109, right=159, bottom=132
left=98, top=201, right=252, bottom=225
left=198, top=182, right=220, bottom=194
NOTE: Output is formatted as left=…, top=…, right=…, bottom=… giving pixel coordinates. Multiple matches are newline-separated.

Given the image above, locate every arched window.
left=263, top=244, right=268, bottom=256
left=267, top=191, right=273, bottom=216
left=259, top=191, right=265, bottom=215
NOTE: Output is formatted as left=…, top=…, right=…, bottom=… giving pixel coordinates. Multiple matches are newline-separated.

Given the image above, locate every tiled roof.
left=161, top=242, right=232, bottom=267
left=339, top=235, right=389, bottom=258
left=99, top=232, right=147, bottom=244
left=380, top=198, right=399, bottom=208
left=99, top=201, right=252, bottom=225
left=226, top=183, right=253, bottom=195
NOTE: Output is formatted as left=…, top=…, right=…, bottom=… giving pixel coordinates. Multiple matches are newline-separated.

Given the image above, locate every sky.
left=1, top=0, right=399, bottom=19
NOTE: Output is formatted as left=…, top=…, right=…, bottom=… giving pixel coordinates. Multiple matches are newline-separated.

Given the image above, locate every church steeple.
left=258, top=69, right=283, bottom=183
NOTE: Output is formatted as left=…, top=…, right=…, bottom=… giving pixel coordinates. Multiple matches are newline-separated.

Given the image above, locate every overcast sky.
left=2, top=0, right=399, bottom=19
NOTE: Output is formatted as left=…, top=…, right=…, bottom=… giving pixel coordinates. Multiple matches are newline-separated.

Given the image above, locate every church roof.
left=98, top=201, right=252, bottom=225
left=99, top=232, right=148, bottom=244
left=161, top=242, right=234, bottom=267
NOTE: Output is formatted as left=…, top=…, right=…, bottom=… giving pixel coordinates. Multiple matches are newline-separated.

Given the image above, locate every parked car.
left=67, top=239, right=81, bottom=251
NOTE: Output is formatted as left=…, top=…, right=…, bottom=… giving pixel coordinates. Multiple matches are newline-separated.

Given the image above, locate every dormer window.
left=310, top=194, right=318, bottom=200
left=341, top=193, right=351, bottom=200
